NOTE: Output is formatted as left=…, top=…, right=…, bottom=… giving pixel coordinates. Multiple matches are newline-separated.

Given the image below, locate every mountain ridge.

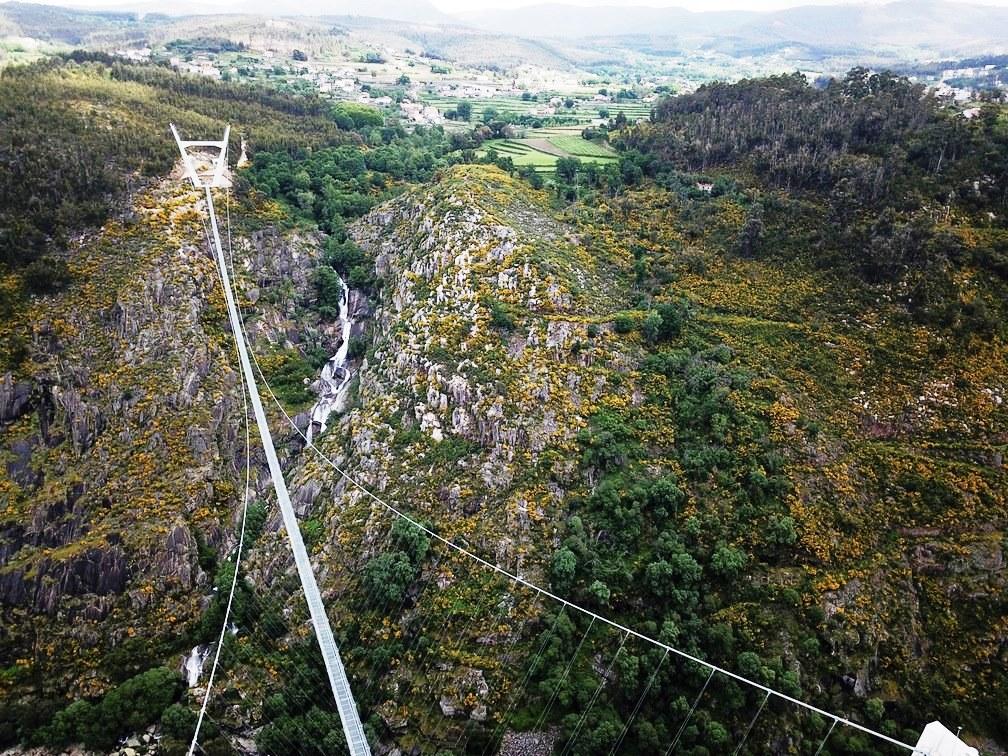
left=457, top=0, right=1008, bottom=55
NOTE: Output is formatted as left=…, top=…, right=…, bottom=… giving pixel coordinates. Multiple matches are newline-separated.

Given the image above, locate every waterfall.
left=307, top=274, right=354, bottom=444
left=185, top=645, right=212, bottom=687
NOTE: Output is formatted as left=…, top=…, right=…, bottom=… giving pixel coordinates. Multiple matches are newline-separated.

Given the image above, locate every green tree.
left=362, top=552, right=415, bottom=604
left=552, top=547, right=577, bottom=590
left=613, top=313, right=635, bottom=333
left=588, top=579, right=610, bottom=606
left=764, top=514, right=797, bottom=549
left=556, top=156, right=582, bottom=183
left=93, top=667, right=182, bottom=747
left=866, top=698, right=886, bottom=723
left=244, top=501, right=267, bottom=543
left=642, top=310, right=663, bottom=343
left=314, top=266, right=346, bottom=318
left=161, top=703, right=197, bottom=739
left=710, top=544, right=747, bottom=578
left=649, top=477, right=685, bottom=516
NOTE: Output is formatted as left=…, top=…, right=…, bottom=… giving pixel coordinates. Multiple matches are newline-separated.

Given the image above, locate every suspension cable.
left=187, top=229, right=252, bottom=756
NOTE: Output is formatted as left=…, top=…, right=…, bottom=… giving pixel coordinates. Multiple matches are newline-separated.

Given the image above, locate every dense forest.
left=625, top=69, right=1008, bottom=302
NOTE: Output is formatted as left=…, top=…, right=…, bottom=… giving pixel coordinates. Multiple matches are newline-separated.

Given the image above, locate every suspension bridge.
left=170, top=125, right=978, bottom=756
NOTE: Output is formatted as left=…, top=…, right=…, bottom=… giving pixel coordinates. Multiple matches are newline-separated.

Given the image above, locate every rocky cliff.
left=2, top=158, right=1004, bottom=753
left=0, top=173, right=330, bottom=738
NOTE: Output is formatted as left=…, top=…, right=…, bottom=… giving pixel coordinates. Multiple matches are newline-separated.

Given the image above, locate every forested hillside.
left=0, top=54, right=346, bottom=272
left=626, top=69, right=1008, bottom=302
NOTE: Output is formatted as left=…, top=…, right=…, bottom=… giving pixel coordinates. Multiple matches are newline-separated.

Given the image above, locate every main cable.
left=187, top=207, right=253, bottom=756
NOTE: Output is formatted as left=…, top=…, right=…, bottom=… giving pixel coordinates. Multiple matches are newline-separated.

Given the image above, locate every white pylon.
left=171, top=123, right=232, bottom=189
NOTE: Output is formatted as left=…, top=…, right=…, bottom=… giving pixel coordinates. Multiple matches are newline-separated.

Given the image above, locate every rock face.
left=282, top=166, right=634, bottom=749
left=0, top=374, right=32, bottom=423
left=0, top=545, right=128, bottom=614
left=0, top=179, right=324, bottom=703
left=438, top=667, right=490, bottom=719
left=326, top=165, right=622, bottom=547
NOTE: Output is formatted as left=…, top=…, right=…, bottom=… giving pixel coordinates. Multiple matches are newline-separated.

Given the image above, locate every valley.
left=0, top=3, right=1006, bottom=755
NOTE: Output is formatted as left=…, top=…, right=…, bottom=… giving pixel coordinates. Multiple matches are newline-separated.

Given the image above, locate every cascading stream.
left=184, top=644, right=212, bottom=687
left=307, top=274, right=354, bottom=444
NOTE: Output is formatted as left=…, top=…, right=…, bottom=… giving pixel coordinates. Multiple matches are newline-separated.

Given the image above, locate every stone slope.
left=0, top=177, right=326, bottom=721
left=263, top=165, right=650, bottom=749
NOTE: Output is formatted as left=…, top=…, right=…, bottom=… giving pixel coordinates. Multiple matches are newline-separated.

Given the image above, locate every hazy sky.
left=24, top=0, right=1008, bottom=14
left=428, top=0, right=1008, bottom=10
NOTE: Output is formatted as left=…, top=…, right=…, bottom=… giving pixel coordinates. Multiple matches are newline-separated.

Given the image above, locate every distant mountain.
left=727, top=0, right=1008, bottom=55
left=248, top=0, right=453, bottom=25
left=0, top=0, right=452, bottom=25
left=458, top=0, right=1008, bottom=55
left=456, top=3, right=752, bottom=40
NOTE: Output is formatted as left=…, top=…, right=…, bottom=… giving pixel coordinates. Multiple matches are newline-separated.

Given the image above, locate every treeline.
left=633, top=69, right=1007, bottom=204
left=52, top=51, right=342, bottom=123
left=0, top=56, right=355, bottom=295
left=245, top=124, right=458, bottom=245
left=165, top=37, right=247, bottom=54
left=892, top=54, right=1008, bottom=79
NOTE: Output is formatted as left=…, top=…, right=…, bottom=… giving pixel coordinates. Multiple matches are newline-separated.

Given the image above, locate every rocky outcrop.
left=50, top=385, right=106, bottom=455
left=154, top=522, right=200, bottom=591
left=0, top=373, right=32, bottom=424
left=286, top=166, right=629, bottom=750
left=5, top=435, right=42, bottom=489
left=0, top=545, right=127, bottom=614
left=0, top=485, right=89, bottom=568
left=437, top=667, right=489, bottom=720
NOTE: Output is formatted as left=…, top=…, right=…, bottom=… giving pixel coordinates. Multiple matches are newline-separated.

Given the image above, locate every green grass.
left=546, top=135, right=618, bottom=158
left=481, top=140, right=558, bottom=171
left=479, top=128, right=621, bottom=174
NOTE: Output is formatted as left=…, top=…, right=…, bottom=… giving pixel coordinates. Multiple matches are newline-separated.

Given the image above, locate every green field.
left=421, top=95, right=651, bottom=126
left=545, top=134, right=618, bottom=157
left=478, top=127, right=620, bottom=174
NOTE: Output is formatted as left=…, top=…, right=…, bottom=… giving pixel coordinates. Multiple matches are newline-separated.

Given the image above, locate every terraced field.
left=478, top=126, right=620, bottom=174
left=546, top=134, right=617, bottom=157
